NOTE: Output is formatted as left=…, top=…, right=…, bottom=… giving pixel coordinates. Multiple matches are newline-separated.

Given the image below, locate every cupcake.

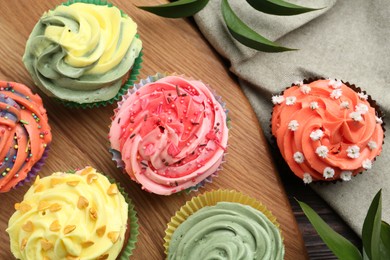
left=0, top=81, right=51, bottom=193
left=23, top=0, right=143, bottom=108
left=271, top=78, right=384, bottom=183
left=6, top=167, right=138, bottom=260
left=164, top=190, right=285, bottom=259
left=109, top=73, right=229, bottom=195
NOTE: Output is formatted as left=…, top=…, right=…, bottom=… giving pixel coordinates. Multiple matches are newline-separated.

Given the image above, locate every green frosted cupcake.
left=23, top=0, right=142, bottom=108
left=165, top=190, right=285, bottom=260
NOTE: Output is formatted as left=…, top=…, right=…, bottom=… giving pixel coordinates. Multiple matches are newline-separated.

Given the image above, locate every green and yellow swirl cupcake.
left=7, top=167, right=138, bottom=260
left=23, top=0, right=142, bottom=108
left=164, top=190, right=285, bottom=260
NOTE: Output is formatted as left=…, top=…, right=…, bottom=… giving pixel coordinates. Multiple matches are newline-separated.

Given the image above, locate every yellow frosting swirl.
left=7, top=167, right=128, bottom=260
left=44, top=3, right=135, bottom=74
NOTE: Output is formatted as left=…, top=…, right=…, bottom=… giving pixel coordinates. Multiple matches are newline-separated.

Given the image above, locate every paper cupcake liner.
left=270, top=77, right=385, bottom=184
left=163, top=189, right=282, bottom=255
left=67, top=168, right=139, bottom=259
left=14, top=146, right=50, bottom=189
left=61, top=50, right=143, bottom=109
left=109, top=73, right=229, bottom=194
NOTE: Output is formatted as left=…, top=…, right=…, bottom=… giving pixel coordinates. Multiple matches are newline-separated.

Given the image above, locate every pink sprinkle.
left=144, top=144, right=155, bottom=156
left=192, top=95, right=205, bottom=103
left=168, top=143, right=180, bottom=157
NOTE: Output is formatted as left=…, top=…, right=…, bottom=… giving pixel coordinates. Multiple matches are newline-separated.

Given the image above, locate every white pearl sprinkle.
left=294, top=80, right=303, bottom=86
left=323, top=167, right=335, bottom=179
left=362, top=159, right=372, bottom=169
left=294, top=152, right=305, bottom=164
left=330, top=89, right=343, bottom=99
left=340, top=101, right=350, bottom=109
left=328, top=79, right=343, bottom=89
left=310, top=102, right=319, bottom=110
left=367, top=141, right=378, bottom=150
left=288, top=120, right=299, bottom=131
left=316, top=146, right=329, bottom=158
left=349, top=111, right=363, bottom=122
left=355, top=104, right=369, bottom=114
left=286, top=96, right=297, bottom=106
left=272, top=95, right=285, bottom=105
left=310, top=129, right=324, bottom=141
left=376, top=116, right=383, bottom=125
left=303, top=173, right=312, bottom=184
left=300, top=84, right=311, bottom=94
left=346, top=145, right=360, bottom=159
left=340, top=171, right=352, bottom=181
left=357, top=92, right=368, bottom=100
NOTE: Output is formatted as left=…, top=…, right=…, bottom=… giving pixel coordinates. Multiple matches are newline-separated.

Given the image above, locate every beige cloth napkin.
left=194, top=0, right=390, bottom=235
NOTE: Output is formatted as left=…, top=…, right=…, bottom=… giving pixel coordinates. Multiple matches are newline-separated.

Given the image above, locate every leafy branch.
left=137, top=0, right=322, bottom=52
left=298, top=190, right=390, bottom=260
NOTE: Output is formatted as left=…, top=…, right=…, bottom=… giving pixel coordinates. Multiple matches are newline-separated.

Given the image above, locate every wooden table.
left=0, top=0, right=307, bottom=259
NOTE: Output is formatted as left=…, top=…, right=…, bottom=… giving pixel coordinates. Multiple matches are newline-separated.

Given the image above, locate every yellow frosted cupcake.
left=7, top=167, right=138, bottom=260
left=23, top=0, right=143, bottom=108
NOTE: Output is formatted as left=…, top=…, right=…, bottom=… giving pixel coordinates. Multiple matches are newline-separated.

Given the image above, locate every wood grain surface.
left=0, top=0, right=307, bottom=259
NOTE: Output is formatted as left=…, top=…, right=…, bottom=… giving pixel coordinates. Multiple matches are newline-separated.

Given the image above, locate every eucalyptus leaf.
left=246, top=0, right=321, bottom=16
left=362, top=190, right=382, bottom=260
left=137, top=0, right=209, bottom=18
left=221, top=0, right=295, bottom=52
left=297, top=200, right=362, bottom=260
left=379, top=221, right=390, bottom=259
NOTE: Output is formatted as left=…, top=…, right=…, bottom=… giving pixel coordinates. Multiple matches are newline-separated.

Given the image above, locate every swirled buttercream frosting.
left=109, top=74, right=228, bottom=195
left=167, top=202, right=284, bottom=260
left=23, top=3, right=142, bottom=104
left=271, top=79, right=384, bottom=182
left=0, top=81, right=51, bottom=193
left=7, top=167, right=128, bottom=260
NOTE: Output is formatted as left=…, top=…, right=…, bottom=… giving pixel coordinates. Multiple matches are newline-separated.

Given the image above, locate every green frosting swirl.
left=23, top=3, right=142, bottom=104
left=168, top=202, right=285, bottom=260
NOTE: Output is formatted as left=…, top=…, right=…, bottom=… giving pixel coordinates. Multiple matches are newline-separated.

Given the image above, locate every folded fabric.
left=194, top=0, right=390, bottom=236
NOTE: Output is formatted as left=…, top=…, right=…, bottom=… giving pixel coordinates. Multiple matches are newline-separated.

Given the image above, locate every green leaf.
left=379, top=221, right=390, bottom=259
left=221, top=0, right=295, bottom=52
left=362, top=190, right=382, bottom=260
left=297, top=200, right=362, bottom=260
left=246, top=0, right=322, bottom=16
left=137, top=0, right=209, bottom=18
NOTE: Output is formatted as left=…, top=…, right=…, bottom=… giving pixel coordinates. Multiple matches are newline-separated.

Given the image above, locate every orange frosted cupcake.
left=271, top=78, right=384, bottom=183
left=0, top=81, right=51, bottom=192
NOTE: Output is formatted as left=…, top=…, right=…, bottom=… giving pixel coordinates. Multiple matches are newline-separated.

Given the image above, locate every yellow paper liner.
left=163, top=189, right=282, bottom=256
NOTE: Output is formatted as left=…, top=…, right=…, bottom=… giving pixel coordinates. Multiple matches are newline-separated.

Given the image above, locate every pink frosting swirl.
left=109, top=75, right=228, bottom=195
left=271, top=79, right=384, bottom=182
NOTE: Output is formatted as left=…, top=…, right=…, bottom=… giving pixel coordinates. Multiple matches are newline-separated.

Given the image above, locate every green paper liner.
left=163, top=189, right=284, bottom=257
left=61, top=50, right=143, bottom=109
left=68, top=168, right=139, bottom=259
left=49, top=0, right=143, bottom=109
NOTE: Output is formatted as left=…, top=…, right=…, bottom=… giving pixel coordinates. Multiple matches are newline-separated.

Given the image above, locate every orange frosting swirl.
left=271, top=79, right=384, bottom=182
left=0, top=81, right=51, bottom=192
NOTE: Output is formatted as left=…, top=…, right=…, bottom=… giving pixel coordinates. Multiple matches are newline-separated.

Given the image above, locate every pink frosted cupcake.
left=271, top=78, right=384, bottom=183
left=109, top=73, right=229, bottom=195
